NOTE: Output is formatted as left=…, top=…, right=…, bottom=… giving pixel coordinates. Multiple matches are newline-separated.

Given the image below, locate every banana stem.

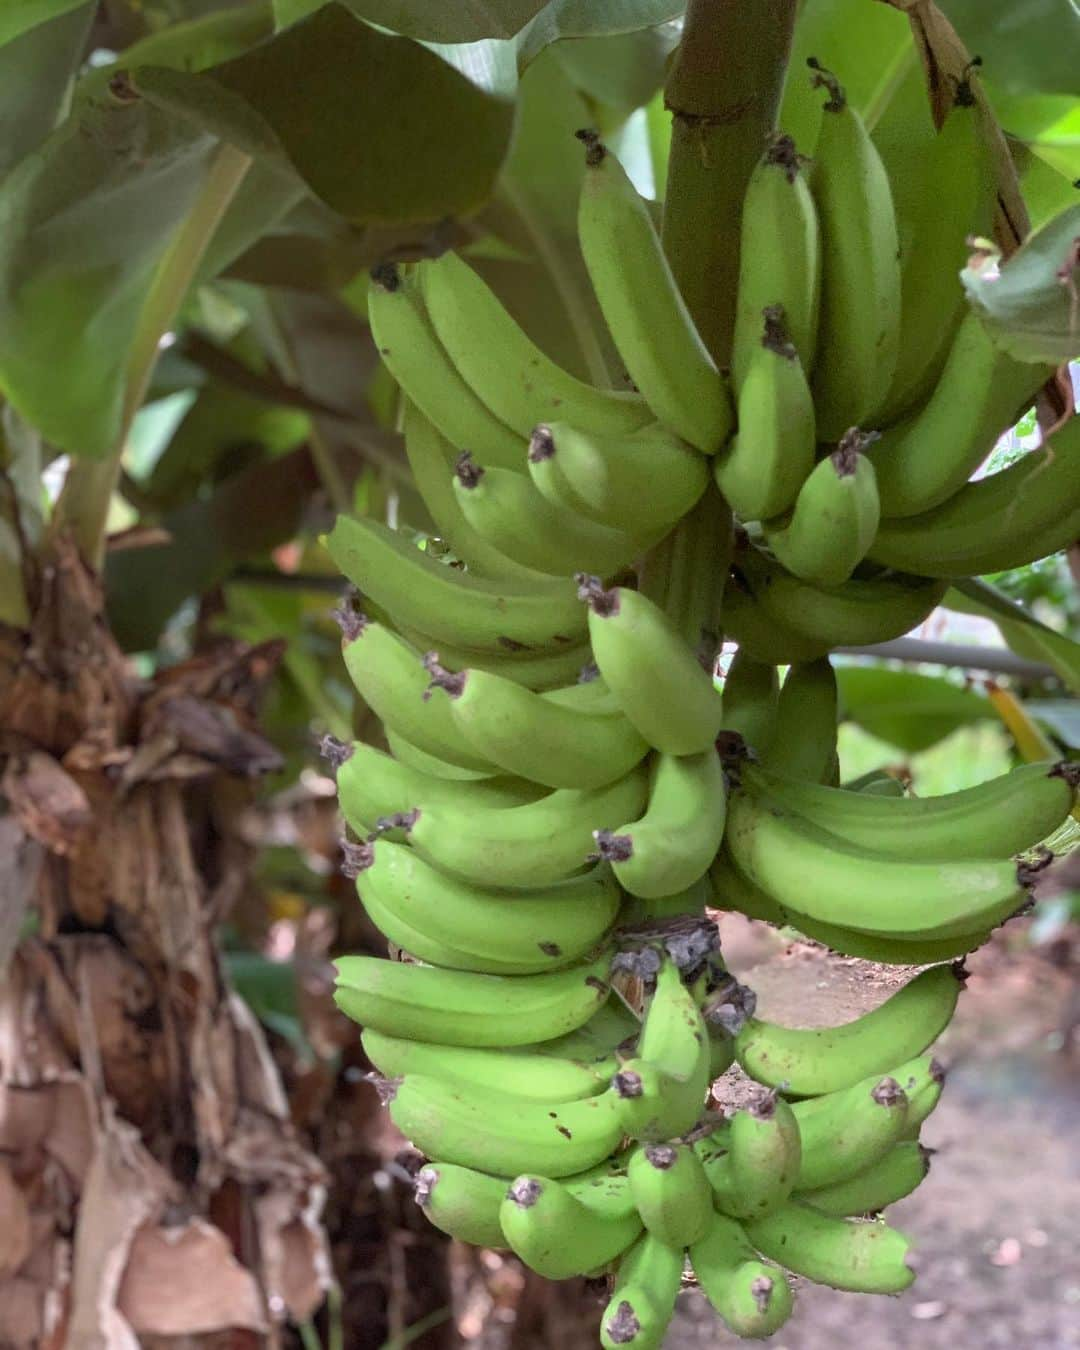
left=661, top=0, right=798, bottom=367
left=55, top=141, right=252, bottom=569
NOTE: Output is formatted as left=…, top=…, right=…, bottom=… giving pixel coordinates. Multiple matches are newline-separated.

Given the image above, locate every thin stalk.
left=56, top=141, right=252, bottom=568
left=661, top=0, right=798, bottom=367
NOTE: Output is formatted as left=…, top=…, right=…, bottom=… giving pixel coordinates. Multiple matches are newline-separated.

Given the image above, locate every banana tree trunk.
left=0, top=536, right=328, bottom=1347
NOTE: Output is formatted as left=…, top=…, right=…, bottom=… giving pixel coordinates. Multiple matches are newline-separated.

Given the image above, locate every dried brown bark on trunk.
left=0, top=537, right=328, bottom=1348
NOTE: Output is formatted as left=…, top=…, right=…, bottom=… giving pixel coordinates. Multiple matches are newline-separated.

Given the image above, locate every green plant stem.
left=56, top=141, right=252, bottom=569
left=661, top=0, right=798, bottom=368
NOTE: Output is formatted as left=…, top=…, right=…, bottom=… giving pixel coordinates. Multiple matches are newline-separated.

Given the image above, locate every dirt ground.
left=666, top=918, right=1080, bottom=1350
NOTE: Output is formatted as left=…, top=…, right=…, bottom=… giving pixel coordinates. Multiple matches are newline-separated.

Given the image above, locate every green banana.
left=868, top=313, right=1053, bottom=517
left=406, top=767, right=649, bottom=890
left=806, top=63, right=901, bottom=440
left=867, top=414, right=1080, bottom=578
left=600, top=1233, right=685, bottom=1350
left=532, top=997, right=641, bottom=1067
left=415, top=1162, right=507, bottom=1248
left=581, top=581, right=724, bottom=755
left=732, top=134, right=821, bottom=387
left=705, top=1094, right=802, bottom=1220
left=326, top=515, right=587, bottom=655
left=389, top=1076, right=624, bottom=1179
left=613, top=960, right=712, bottom=1140
left=362, top=1029, right=612, bottom=1102
left=627, top=1142, right=713, bottom=1247
left=394, top=621, right=594, bottom=692
left=500, top=1173, right=642, bottom=1278
left=595, top=750, right=727, bottom=900
left=333, top=951, right=611, bottom=1048
left=801, top=1141, right=931, bottom=1217
left=759, top=658, right=838, bottom=785
left=709, top=848, right=995, bottom=964
left=724, top=791, right=1028, bottom=939
left=844, top=770, right=906, bottom=797
left=871, top=69, right=997, bottom=422
left=729, top=553, right=949, bottom=650
left=893, top=1055, right=946, bottom=1135
left=384, top=728, right=498, bottom=782
left=426, top=661, right=649, bottom=790
left=351, top=839, right=620, bottom=971
left=367, top=264, right=524, bottom=469
left=527, top=420, right=709, bottom=536
left=745, top=1201, right=914, bottom=1294
left=792, top=1075, right=909, bottom=1191
left=715, top=305, right=816, bottom=521
left=419, top=250, right=650, bottom=438
left=577, top=133, right=733, bottom=453
left=741, top=760, right=1079, bottom=860
left=717, top=650, right=778, bottom=758
left=336, top=614, right=495, bottom=772
left=762, top=434, right=880, bottom=586
left=689, top=1211, right=794, bottom=1339
left=333, top=739, right=537, bottom=838
left=453, top=453, right=648, bottom=578
left=734, top=965, right=962, bottom=1096
left=401, top=401, right=548, bottom=582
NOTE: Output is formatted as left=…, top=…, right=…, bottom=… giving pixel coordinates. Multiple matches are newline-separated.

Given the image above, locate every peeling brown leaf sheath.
left=0, top=536, right=328, bottom=1343
left=882, top=0, right=1028, bottom=255
left=0, top=1160, right=32, bottom=1276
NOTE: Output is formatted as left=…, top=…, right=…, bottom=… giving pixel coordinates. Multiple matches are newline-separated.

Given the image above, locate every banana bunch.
left=319, top=40, right=1078, bottom=1350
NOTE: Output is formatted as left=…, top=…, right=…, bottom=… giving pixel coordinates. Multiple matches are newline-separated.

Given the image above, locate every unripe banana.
left=705, top=1093, right=802, bottom=1220
left=527, top=420, right=709, bottom=536
left=600, top=1233, right=685, bottom=1350
left=333, top=951, right=611, bottom=1047
left=406, top=766, right=648, bottom=890
left=389, top=1077, right=624, bottom=1179
left=801, top=1141, right=931, bottom=1217
left=806, top=63, right=901, bottom=440
left=867, top=413, right=1080, bottom=578
left=717, top=650, right=779, bottom=759
left=500, top=1173, right=643, bottom=1278
left=734, top=964, right=962, bottom=1096
left=689, top=1211, right=794, bottom=1339
left=415, top=1163, right=507, bottom=1247
left=594, top=750, right=727, bottom=900
left=745, top=1201, right=915, bottom=1294
left=894, top=1055, right=947, bottom=1136
left=332, top=739, right=537, bottom=839
left=426, top=660, right=649, bottom=790
left=715, top=305, right=816, bottom=521
left=762, top=432, right=880, bottom=586
left=367, top=264, right=524, bottom=469
left=351, top=839, right=621, bottom=972
left=581, top=580, right=723, bottom=755
left=732, top=134, right=821, bottom=386
left=793, top=1075, right=909, bottom=1191
left=401, top=401, right=549, bottom=582
left=452, top=453, right=648, bottom=578
left=741, top=760, right=1079, bottom=861
left=385, top=728, right=498, bottom=782
left=627, top=1142, right=713, bottom=1247
left=577, top=133, right=733, bottom=453
left=326, top=515, right=588, bottom=655
left=868, top=312, right=1054, bottom=518
left=724, top=790, right=1028, bottom=939
left=418, top=250, right=650, bottom=437
left=759, top=658, right=838, bottom=785
left=362, top=1030, right=613, bottom=1102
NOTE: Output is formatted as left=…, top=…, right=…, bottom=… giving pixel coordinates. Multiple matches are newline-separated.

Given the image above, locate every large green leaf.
left=937, top=0, right=1080, bottom=98
left=0, top=0, right=87, bottom=45
left=961, top=203, right=1080, bottom=364
left=0, top=0, right=93, bottom=178
left=947, top=579, right=1080, bottom=692
left=1025, top=699, right=1080, bottom=748
left=836, top=665, right=993, bottom=752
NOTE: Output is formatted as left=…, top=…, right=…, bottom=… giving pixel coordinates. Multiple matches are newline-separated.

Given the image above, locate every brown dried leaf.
left=116, top=1218, right=269, bottom=1336
left=0, top=1159, right=32, bottom=1275
left=1, top=750, right=92, bottom=854
left=0, top=815, right=43, bottom=978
